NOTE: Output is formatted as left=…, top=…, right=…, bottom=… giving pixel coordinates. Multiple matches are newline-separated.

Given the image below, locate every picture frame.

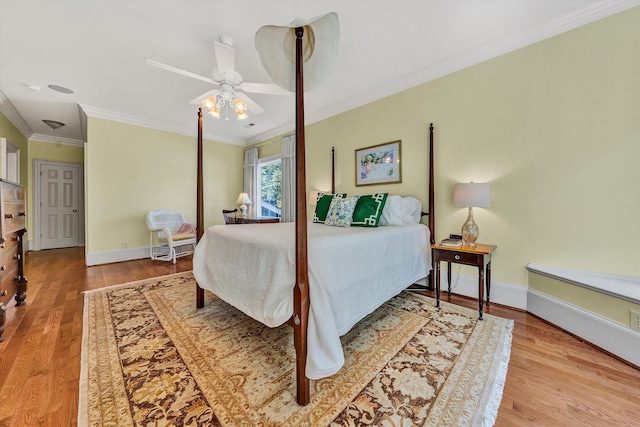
left=355, top=140, right=402, bottom=186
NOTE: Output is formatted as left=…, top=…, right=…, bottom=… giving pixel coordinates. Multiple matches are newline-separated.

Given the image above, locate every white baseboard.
left=417, top=270, right=638, bottom=366
left=527, top=288, right=640, bottom=367
left=415, top=270, right=528, bottom=310
left=86, top=246, right=149, bottom=266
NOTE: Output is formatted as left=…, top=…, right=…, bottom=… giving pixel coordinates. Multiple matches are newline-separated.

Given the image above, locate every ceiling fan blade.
left=214, top=41, right=235, bottom=75
left=237, top=92, right=264, bottom=114
left=146, top=59, right=216, bottom=84
left=189, top=89, right=219, bottom=105
left=238, top=82, right=291, bottom=95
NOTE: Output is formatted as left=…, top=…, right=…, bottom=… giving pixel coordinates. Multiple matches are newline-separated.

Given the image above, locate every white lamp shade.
left=236, top=192, right=252, bottom=205
left=453, top=183, right=490, bottom=208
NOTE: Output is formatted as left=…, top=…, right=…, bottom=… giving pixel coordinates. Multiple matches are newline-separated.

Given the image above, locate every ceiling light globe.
left=203, top=97, right=215, bottom=109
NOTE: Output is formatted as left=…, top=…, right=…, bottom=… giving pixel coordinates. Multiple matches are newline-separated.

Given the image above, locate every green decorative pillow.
left=313, top=193, right=346, bottom=223
left=325, top=196, right=360, bottom=227
left=352, top=193, right=389, bottom=227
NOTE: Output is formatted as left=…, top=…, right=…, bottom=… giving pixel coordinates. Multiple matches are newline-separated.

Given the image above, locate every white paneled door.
left=39, top=162, right=81, bottom=249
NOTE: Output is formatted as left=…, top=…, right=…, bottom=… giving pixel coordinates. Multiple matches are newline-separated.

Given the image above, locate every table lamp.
left=309, top=190, right=320, bottom=206
left=453, top=182, right=490, bottom=246
left=236, top=192, right=252, bottom=217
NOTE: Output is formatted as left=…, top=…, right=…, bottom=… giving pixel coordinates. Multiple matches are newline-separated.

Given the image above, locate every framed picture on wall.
left=355, top=140, right=401, bottom=186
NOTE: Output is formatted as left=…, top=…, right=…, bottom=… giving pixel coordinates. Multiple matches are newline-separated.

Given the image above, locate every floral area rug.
left=78, top=272, right=513, bottom=426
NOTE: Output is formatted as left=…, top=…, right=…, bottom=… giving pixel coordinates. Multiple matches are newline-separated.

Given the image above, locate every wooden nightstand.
left=236, top=217, right=280, bottom=224
left=431, top=243, right=497, bottom=320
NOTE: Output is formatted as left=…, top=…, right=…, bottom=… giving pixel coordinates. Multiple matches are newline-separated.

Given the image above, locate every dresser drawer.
left=2, top=185, right=24, bottom=203
left=0, top=264, right=19, bottom=306
left=0, top=232, right=20, bottom=252
left=0, top=245, right=19, bottom=273
left=436, top=250, right=480, bottom=266
left=3, top=201, right=26, bottom=233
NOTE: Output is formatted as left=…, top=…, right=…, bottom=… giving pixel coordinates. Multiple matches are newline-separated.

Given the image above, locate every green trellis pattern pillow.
left=324, top=196, right=360, bottom=227
left=313, top=193, right=346, bottom=223
left=352, top=193, right=389, bottom=227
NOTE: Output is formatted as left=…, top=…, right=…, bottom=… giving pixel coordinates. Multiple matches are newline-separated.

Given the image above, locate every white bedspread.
left=193, top=222, right=431, bottom=379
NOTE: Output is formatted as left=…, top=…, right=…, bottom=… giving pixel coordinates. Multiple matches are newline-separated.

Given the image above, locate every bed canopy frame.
left=194, top=23, right=435, bottom=406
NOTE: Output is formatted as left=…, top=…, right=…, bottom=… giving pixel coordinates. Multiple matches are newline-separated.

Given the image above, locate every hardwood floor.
left=0, top=247, right=638, bottom=426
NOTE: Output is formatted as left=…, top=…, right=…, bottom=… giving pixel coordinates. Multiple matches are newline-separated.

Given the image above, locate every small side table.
left=235, top=217, right=280, bottom=224
left=431, top=243, right=497, bottom=320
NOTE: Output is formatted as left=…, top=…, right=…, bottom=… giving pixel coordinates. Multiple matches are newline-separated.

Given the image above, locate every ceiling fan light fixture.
left=203, top=96, right=216, bottom=109
left=43, top=119, right=65, bottom=129
left=208, top=105, right=220, bottom=118
left=234, top=99, right=248, bottom=120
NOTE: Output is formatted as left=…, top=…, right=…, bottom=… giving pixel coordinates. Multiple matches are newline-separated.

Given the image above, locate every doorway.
left=33, top=160, right=85, bottom=250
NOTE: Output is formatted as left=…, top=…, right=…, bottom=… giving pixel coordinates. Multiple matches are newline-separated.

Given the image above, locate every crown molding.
left=29, top=133, right=85, bottom=147
left=253, top=0, right=640, bottom=146
left=79, top=104, right=246, bottom=146
left=10, top=2, right=637, bottom=149
left=247, top=120, right=294, bottom=145
left=0, top=90, right=33, bottom=139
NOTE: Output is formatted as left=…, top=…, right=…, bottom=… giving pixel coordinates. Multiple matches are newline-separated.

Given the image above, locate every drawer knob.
left=0, top=265, right=4, bottom=271
left=4, top=213, right=13, bottom=219
left=1, top=290, right=6, bottom=297
left=17, top=212, right=25, bottom=217
left=455, top=255, right=460, bottom=260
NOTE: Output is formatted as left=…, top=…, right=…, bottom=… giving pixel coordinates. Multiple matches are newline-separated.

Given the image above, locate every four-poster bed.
left=194, top=13, right=437, bottom=406
left=194, top=120, right=436, bottom=406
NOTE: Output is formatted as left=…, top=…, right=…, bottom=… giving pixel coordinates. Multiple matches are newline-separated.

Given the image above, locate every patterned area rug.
left=79, top=272, right=512, bottom=426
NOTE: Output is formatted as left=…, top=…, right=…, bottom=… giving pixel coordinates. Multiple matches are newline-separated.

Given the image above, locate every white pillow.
left=403, top=197, right=423, bottom=224
left=379, top=195, right=422, bottom=226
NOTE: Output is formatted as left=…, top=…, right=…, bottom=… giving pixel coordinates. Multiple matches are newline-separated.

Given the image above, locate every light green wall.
left=302, top=8, right=639, bottom=290
left=252, top=135, right=284, bottom=159
left=85, top=117, right=244, bottom=254
left=0, top=112, right=29, bottom=186
left=0, top=113, right=29, bottom=241
left=27, top=139, right=85, bottom=241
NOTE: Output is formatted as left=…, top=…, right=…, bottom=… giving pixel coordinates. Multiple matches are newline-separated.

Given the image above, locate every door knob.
left=73, top=209, right=78, bottom=212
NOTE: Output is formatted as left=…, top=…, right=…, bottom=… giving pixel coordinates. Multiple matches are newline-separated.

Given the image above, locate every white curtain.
left=281, top=134, right=296, bottom=223
left=243, top=148, right=258, bottom=218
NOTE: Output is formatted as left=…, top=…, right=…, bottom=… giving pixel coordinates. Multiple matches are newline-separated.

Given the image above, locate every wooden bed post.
left=293, top=25, right=311, bottom=406
left=331, top=146, right=335, bottom=194
left=428, top=123, right=435, bottom=289
left=196, top=108, right=205, bottom=308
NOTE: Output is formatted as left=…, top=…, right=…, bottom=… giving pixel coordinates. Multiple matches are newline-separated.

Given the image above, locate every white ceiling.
left=0, top=1, right=637, bottom=146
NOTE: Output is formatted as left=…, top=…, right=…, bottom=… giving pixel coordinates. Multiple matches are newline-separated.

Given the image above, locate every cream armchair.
left=145, top=210, right=196, bottom=264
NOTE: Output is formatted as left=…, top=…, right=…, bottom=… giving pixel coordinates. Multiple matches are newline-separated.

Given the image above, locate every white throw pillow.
left=402, top=197, right=423, bottom=224
left=379, top=195, right=422, bottom=225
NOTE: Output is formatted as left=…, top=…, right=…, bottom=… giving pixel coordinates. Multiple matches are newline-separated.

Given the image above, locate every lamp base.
left=240, top=204, right=247, bottom=217
left=461, top=207, right=479, bottom=247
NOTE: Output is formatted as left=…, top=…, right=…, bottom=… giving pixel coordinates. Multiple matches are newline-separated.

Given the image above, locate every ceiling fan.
left=146, top=35, right=290, bottom=120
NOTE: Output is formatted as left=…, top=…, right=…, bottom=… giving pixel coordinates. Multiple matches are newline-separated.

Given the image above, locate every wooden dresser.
left=0, top=180, right=28, bottom=342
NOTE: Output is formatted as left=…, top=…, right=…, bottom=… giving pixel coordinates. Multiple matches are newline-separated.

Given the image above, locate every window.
left=257, top=156, right=282, bottom=218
